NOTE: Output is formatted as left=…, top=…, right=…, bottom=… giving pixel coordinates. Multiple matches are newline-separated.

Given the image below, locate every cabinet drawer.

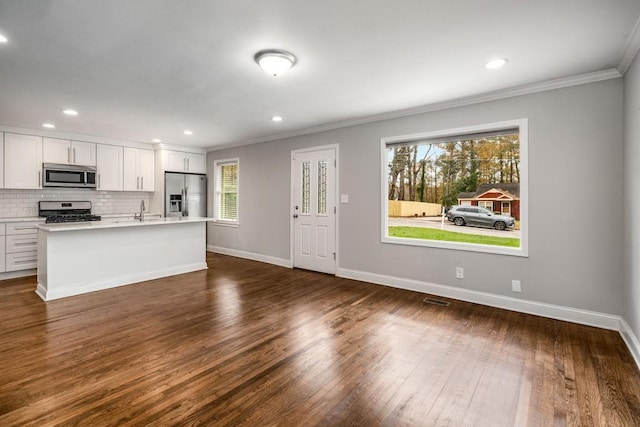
left=6, top=251, right=37, bottom=271
left=6, top=234, right=38, bottom=253
left=7, top=222, right=40, bottom=235
left=0, top=224, right=6, bottom=236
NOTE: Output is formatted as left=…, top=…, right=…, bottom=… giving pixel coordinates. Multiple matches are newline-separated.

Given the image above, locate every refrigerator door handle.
left=184, top=187, right=188, bottom=216
left=181, top=188, right=185, bottom=216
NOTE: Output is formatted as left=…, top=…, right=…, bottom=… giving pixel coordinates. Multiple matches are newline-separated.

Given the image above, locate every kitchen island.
left=36, top=217, right=212, bottom=301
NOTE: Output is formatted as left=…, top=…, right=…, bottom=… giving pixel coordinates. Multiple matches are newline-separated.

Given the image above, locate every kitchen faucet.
left=134, top=200, right=145, bottom=221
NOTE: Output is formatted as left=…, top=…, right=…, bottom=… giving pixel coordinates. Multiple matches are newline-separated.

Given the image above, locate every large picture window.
left=214, top=158, right=239, bottom=224
left=382, top=119, right=528, bottom=256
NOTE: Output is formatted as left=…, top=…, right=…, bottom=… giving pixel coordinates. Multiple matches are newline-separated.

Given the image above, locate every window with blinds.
left=215, top=158, right=239, bottom=222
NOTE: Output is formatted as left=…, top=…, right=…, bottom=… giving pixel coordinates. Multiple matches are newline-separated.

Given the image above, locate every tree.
left=387, top=132, right=520, bottom=207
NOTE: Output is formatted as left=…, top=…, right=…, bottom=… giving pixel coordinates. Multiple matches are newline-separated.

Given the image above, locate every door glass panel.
left=302, top=162, right=310, bottom=214
left=317, top=160, right=327, bottom=215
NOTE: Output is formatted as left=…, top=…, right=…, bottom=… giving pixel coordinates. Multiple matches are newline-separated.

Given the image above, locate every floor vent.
left=423, top=297, right=450, bottom=307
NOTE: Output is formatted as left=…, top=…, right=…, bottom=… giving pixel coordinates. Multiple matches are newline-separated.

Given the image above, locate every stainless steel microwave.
left=43, top=163, right=97, bottom=188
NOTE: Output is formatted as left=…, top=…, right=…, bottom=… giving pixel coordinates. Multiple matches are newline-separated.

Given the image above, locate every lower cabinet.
left=0, top=225, right=5, bottom=273
left=3, top=222, right=40, bottom=272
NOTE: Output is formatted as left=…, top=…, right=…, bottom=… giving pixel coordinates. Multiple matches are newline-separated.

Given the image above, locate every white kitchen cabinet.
left=124, top=147, right=155, bottom=191
left=165, top=150, right=206, bottom=173
left=0, top=225, right=6, bottom=273
left=5, top=221, right=40, bottom=272
left=43, top=137, right=96, bottom=166
left=96, top=144, right=123, bottom=191
left=4, top=133, right=43, bottom=189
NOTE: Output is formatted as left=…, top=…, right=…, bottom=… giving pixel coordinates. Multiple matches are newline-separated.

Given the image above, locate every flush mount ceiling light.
left=183, top=130, right=193, bottom=135
left=0, top=34, right=8, bottom=43
left=272, top=116, right=283, bottom=122
left=254, top=49, right=296, bottom=77
left=62, top=109, right=78, bottom=116
left=485, top=58, right=508, bottom=69
left=152, top=138, right=162, bottom=143
left=42, top=123, right=56, bottom=129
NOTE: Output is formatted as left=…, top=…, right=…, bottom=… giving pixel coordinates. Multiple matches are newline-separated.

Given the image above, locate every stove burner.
left=45, top=214, right=102, bottom=224
left=39, top=201, right=101, bottom=224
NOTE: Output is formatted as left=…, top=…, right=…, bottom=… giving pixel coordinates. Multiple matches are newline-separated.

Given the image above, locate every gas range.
left=39, top=201, right=101, bottom=224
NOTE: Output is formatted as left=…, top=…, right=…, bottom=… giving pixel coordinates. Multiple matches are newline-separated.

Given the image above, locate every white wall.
left=624, top=53, right=640, bottom=339
left=208, top=78, right=624, bottom=315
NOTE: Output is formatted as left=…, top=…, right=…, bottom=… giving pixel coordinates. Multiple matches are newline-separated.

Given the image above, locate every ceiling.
left=0, top=1, right=638, bottom=150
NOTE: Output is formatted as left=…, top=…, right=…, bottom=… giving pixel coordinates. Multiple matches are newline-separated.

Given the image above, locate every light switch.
left=340, top=194, right=349, bottom=203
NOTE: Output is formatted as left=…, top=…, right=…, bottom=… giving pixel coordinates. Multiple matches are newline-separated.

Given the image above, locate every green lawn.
left=388, top=226, right=520, bottom=247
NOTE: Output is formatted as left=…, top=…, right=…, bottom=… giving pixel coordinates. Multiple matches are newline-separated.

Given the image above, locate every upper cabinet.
left=5, top=133, right=43, bottom=189
left=124, top=148, right=155, bottom=192
left=96, top=144, right=123, bottom=191
left=43, top=138, right=96, bottom=166
left=165, top=150, right=206, bottom=174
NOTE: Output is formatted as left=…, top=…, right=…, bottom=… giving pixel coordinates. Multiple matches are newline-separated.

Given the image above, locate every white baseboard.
left=337, top=267, right=621, bottom=331
left=0, top=269, right=36, bottom=281
left=207, top=245, right=292, bottom=269
left=620, top=319, right=640, bottom=371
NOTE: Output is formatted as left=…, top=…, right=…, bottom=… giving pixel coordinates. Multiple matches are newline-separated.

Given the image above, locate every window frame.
left=478, top=200, right=494, bottom=211
left=213, top=157, right=240, bottom=226
left=381, top=118, right=528, bottom=257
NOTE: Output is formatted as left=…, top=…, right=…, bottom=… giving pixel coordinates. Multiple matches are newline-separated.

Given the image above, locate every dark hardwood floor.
left=0, top=253, right=638, bottom=426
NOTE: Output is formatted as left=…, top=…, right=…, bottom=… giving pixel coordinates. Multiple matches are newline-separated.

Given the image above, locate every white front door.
left=292, top=147, right=336, bottom=274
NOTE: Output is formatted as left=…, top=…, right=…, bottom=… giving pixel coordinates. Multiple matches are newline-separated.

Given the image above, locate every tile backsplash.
left=0, top=189, right=153, bottom=218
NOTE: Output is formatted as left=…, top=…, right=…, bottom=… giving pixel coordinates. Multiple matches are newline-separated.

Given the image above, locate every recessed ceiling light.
left=485, top=58, right=508, bottom=69
left=152, top=138, right=162, bottom=143
left=0, top=34, right=8, bottom=43
left=183, top=130, right=193, bottom=135
left=62, top=109, right=78, bottom=116
left=42, top=123, right=56, bottom=129
left=272, top=116, right=283, bottom=122
left=254, top=49, right=296, bottom=77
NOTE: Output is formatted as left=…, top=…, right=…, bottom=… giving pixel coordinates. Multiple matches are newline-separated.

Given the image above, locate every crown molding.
left=618, top=16, right=640, bottom=75
left=207, top=68, right=622, bottom=152
left=0, top=124, right=155, bottom=150
left=155, top=143, right=206, bottom=154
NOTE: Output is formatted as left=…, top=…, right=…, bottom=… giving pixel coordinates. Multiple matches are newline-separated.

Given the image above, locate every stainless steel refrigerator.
left=165, top=172, right=207, bottom=218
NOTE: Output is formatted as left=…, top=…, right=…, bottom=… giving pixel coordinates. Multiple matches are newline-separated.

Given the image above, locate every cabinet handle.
left=187, top=158, right=190, bottom=171
left=141, top=176, right=144, bottom=189
left=73, top=148, right=76, bottom=164
left=184, top=158, right=187, bottom=171
left=98, top=174, right=101, bottom=189
left=136, top=176, right=140, bottom=190
left=68, top=147, right=71, bottom=163
left=38, top=171, right=41, bottom=187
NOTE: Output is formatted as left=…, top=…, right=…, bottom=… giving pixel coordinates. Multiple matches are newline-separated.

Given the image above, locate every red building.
left=457, top=183, right=520, bottom=220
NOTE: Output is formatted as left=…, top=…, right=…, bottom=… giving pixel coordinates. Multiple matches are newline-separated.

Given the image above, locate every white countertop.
left=0, top=212, right=163, bottom=223
left=0, top=217, right=44, bottom=223
left=37, top=216, right=213, bottom=232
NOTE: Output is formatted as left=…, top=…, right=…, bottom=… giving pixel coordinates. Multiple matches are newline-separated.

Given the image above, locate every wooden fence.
left=388, top=201, right=442, bottom=217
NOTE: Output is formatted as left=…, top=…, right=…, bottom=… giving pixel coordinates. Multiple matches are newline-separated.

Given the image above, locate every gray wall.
left=208, top=78, right=624, bottom=315
left=624, top=53, right=640, bottom=337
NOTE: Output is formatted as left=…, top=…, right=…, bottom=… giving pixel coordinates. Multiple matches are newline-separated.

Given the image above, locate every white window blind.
left=215, top=159, right=239, bottom=222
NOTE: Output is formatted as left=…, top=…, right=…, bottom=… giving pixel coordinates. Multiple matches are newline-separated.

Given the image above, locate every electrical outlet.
left=456, top=267, right=464, bottom=279
left=512, top=280, right=521, bottom=293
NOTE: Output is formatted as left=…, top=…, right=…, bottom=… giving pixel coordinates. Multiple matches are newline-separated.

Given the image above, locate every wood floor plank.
left=0, top=253, right=638, bottom=426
